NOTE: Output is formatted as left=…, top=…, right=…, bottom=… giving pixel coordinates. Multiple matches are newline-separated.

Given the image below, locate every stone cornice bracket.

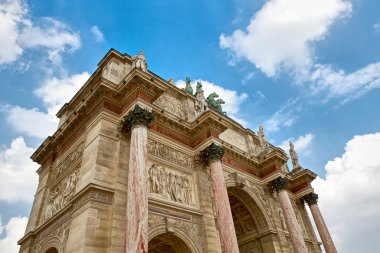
left=268, top=176, right=289, bottom=192
left=200, top=142, right=225, bottom=165
left=119, top=104, right=155, bottom=135
left=301, top=192, right=318, bottom=205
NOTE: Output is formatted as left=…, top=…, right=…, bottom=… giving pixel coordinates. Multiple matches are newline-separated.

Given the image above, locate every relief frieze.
left=51, top=141, right=84, bottom=181
left=148, top=139, right=194, bottom=169
left=153, top=92, right=185, bottom=119
left=41, top=170, right=79, bottom=223
left=148, top=164, right=194, bottom=205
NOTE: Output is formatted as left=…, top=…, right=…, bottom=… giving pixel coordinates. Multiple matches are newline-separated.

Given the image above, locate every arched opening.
left=44, top=248, right=58, bottom=253
left=228, top=187, right=267, bottom=253
left=148, top=232, right=193, bottom=253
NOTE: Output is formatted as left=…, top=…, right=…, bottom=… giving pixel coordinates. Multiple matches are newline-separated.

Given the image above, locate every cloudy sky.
left=0, top=0, right=379, bottom=252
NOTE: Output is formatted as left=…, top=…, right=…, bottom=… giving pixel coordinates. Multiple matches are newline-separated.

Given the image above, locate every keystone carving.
left=120, top=104, right=155, bottom=133
left=200, top=142, right=225, bottom=165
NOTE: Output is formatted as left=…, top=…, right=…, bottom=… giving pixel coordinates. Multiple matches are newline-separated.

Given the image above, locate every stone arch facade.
left=149, top=223, right=202, bottom=253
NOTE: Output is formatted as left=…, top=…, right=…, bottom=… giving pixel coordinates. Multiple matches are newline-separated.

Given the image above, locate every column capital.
left=200, top=142, right=225, bottom=165
left=120, top=104, right=155, bottom=133
left=301, top=192, right=318, bottom=205
left=268, top=176, right=289, bottom=192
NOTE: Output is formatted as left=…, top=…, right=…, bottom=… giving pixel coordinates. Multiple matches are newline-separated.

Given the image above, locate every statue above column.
left=194, top=82, right=207, bottom=116
left=289, top=141, right=302, bottom=172
left=120, top=105, right=155, bottom=134
left=132, top=50, right=148, bottom=72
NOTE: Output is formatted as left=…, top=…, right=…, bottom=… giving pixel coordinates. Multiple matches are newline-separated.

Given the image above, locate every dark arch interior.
left=44, top=248, right=58, bottom=253
left=149, top=232, right=192, bottom=253
left=228, top=188, right=265, bottom=253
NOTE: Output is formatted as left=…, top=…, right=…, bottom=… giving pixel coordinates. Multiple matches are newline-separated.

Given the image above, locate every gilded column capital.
left=120, top=105, right=155, bottom=133
left=268, top=177, right=289, bottom=192
left=200, top=142, right=225, bottom=165
left=302, top=192, right=318, bottom=205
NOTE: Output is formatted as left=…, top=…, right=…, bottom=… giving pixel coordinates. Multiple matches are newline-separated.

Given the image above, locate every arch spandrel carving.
left=148, top=213, right=204, bottom=253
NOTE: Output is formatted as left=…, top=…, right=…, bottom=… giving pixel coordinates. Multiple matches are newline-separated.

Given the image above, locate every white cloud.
left=90, top=25, right=104, bottom=42
left=312, top=132, right=380, bottom=253
left=220, top=0, right=380, bottom=102
left=0, top=0, right=25, bottom=64
left=176, top=79, right=249, bottom=125
left=0, top=0, right=80, bottom=65
left=264, top=97, right=301, bottom=132
left=35, top=72, right=90, bottom=115
left=0, top=137, right=38, bottom=203
left=307, top=62, right=380, bottom=103
left=3, top=106, right=58, bottom=138
left=374, top=23, right=380, bottom=33
left=279, top=133, right=315, bottom=154
left=220, top=0, right=352, bottom=77
left=0, top=215, right=28, bottom=253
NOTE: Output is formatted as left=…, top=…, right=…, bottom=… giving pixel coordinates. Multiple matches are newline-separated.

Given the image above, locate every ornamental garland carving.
left=148, top=164, right=194, bottom=205
left=51, top=141, right=84, bottom=180
left=41, top=170, right=80, bottom=223
left=148, top=139, right=194, bottom=169
left=153, top=92, right=185, bottom=119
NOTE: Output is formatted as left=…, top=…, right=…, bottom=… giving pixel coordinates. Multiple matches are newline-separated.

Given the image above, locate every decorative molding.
left=153, top=92, right=185, bottom=119
left=267, top=177, right=289, bottom=192
left=148, top=164, right=194, bottom=205
left=72, top=185, right=114, bottom=212
left=120, top=104, right=155, bottom=133
left=32, top=221, right=70, bottom=253
left=239, top=239, right=263, bottom=253
left=147, top=139, right=195, bottom=169
left=301, top=192, right=318, bottom=206
left=200, top=142, right=225, bottom=165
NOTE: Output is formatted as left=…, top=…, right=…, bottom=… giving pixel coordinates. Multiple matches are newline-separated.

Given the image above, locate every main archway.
left=148, top=233, right=193, bottom=253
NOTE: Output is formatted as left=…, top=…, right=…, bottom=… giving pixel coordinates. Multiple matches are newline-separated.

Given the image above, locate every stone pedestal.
left=201, top=143, right=240, bottom=253
left=121, top=105, right=154, bottom=253
left=303, top=193, right=337, bottom=253
left=269, top=177, right=307, bottom=253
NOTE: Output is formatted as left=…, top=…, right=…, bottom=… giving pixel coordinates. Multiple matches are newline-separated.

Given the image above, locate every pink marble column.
left=269, top=177, right=307, bottom=253
left=303, top=192, right=337, bottom=253
left=201, top=143, right=240, bottom=253
left=121, top=105, right=154, bottom=253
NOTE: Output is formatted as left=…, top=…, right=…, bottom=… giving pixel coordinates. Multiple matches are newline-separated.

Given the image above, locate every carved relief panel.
left=148, top=164, right=195, bottom=206
left=153, top=92, right=185, bottom=119
left=41, top=169, right=80, bottom=224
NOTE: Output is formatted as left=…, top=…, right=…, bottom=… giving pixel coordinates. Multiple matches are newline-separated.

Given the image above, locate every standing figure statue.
left=289, top=141, right=300, bottom=170
left=258, top=125, right=268, bottom=147
left=132, top=50, right=147, bottom=72
left=195, top=82, right=207, bottom=116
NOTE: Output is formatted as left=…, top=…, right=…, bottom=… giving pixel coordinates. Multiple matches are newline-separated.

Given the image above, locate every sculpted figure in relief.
left=148, top=164, right=193, bottom=205
left=132, top=50, right=147, bottom=72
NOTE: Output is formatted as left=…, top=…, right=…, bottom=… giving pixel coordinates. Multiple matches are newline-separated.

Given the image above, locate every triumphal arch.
left=19, top=49, right=337, bottom=253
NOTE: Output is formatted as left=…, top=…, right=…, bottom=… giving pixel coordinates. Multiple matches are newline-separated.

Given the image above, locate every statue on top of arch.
left=132, top=50, right=148, bottom=72
left=206, top=92, right=226, bottom=114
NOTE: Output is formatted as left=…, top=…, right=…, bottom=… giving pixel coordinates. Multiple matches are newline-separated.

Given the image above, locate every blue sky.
left=0, top=0, right=380, bottom=252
